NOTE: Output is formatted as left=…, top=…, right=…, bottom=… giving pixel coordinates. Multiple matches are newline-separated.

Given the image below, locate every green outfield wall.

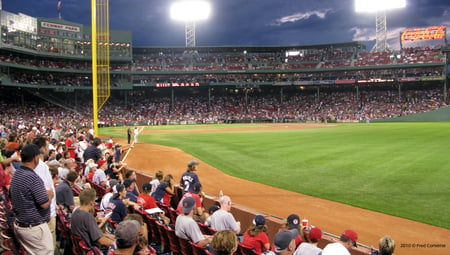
left=371, top=106, right=450, bottom=122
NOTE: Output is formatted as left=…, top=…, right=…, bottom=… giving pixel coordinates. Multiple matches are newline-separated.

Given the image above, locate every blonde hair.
left=211, top=230, right=238, bottom=255
left=379, top=236, right=395, bottom=255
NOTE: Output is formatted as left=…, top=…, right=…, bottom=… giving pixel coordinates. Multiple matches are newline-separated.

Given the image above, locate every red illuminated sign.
left=156, top=82, right=200, bottom=87
left=401, top=26, right=446, bottom=42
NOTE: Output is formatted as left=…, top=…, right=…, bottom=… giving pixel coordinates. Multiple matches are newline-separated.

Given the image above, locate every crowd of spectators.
left=1, top=45, right=445, bottom=79
left=0, top=84, right=447, bottom=130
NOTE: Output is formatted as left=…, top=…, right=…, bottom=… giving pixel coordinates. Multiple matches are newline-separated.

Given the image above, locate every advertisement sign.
left=401, top=26, right=446, bottom=42
left=397, top=77, right=420, bottom=82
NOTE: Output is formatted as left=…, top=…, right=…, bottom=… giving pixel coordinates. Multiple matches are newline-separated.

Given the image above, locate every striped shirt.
left=10, top=166, right=50, bottom=225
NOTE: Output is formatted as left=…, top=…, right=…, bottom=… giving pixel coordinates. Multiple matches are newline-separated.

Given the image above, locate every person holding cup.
left=280, top=214, right=305, bottom=248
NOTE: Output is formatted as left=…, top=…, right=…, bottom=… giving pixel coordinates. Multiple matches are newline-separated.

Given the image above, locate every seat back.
left=146, top=215, right=161, bottom=244
left=197, top=222, right=217, bottom=235
left=155, top=220, right=170, bottom=249
left=178, top=238, right=194, bottom=255
left=238, top=242, right=259, bottom=255
left=167, top=207, right=179, bottom=224
left=190, top=241, right=213, bottom=255
left=165, top=226, right=181, bottom=254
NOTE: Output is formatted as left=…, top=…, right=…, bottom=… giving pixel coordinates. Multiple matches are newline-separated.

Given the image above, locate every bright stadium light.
left=355, top=0, right=406, bottom=52
left=355, top=0, right=406, bottom=13
left=170, top=0, right=211, bottom=48
left=170, top=0, right=211, bottom=21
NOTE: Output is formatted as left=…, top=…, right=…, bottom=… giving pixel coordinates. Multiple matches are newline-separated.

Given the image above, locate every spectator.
left=322, top=229, right=358, bottom=255
left=0, top=162, right=12, bottom=192
left=33, top=137, right=58, bottom=250
left=55, top=170, right=79, bottom=213
left=152, top=174, right=175, bottom=206
left=47, top=149, right=57, bottom=161
left=5, top=133, right=20, bottom=152
left=112, top=220, right=141, bottom=255
left=10, top=144, right=54, bottom=254
left=124, top=178, right=138, bottom=202
left=100, top=179, right=119, bottom=211
left=87, top=162, right=97, bottom=181
left=242, top=215, right=270, bottom=254
left=211, top=230, right=238, bottom=255
left=210, top=195, right=241, bottom=234
left=113, top=144, right=123, bottom=163
left=59, top=158, right=75, bottom=180
left=370, top=236, right=395, bottom=255
left=266, top=230, right=296, bottom=255
left=137, top=183, right=157, bottom=210
left=108, top=183, right=128, bottom=223
left=124, top=213, right=149, bottom=243
left=176, top=182, right=208, bottom=222
left=125, top=170, right=140, bottom=195
left=175, top=197, right=212, bottom=248
left=293, top=227, right=323, bottom=255
left=65, top=133, right=76, bottom=159
left=205, top=204, right=220, bottom=227
left=283, top=214, right=304, bottom=248
left=71, top=188, right=114, bottom=250
left=76, top=135, right=88, bottom=163
left=93, top=159, right=108, bottom=187
left=83, top=137, right=102, bottom=163
left=84, top=158, right=95, bottom=177
left=180, top=160, right=201, bottom=194
left=105, top=155, right=121, bottom=180
left=149, top=170, right=164, bottom=196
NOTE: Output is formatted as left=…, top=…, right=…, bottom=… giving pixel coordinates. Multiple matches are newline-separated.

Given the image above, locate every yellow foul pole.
left=91, top=0, right=99, bottom=136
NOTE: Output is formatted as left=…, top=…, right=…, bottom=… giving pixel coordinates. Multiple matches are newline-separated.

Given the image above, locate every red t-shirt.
left=88, top=172, right=94, bottom=181
left=0, top=165, right=11, bottom=189
left=176, top=192, right=202, bottom=214
left=137, top=193, right=157, bottom=210
left=242, top=231, right=270, bottom=255
left=65, top=138, right=76, bottom=158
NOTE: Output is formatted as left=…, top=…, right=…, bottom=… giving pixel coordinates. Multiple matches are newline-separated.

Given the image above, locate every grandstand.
left=0, top=7, right=450, bottom=255
left=0, top=9, right=448, bottom=125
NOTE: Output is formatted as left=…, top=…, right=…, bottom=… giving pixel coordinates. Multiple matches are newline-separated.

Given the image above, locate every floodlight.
left=355, top=0, right=406, bottom=13
left=170, top=0, right=211, bottom=48
left=355, top=0, right=406, bottom=52
left=170, top=0, right=211, bottom=22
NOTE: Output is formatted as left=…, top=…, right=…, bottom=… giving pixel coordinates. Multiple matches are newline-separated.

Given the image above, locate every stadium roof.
left=133, top=41, right=366, bottom=54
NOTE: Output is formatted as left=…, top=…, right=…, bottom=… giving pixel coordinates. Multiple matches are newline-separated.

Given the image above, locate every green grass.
left=101, top=123, right=450, bottom=229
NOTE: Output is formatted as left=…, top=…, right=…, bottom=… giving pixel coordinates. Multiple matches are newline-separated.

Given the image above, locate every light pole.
left=355, top=0, right=406, bottom=52
left=170, top=0, right=211, bottom=49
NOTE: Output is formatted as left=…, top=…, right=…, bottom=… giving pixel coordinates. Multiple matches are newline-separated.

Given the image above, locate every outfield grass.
left=101, top=122, right=450, bottom=229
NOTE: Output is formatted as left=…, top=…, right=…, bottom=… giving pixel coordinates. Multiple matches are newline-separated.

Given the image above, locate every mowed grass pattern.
left=101, top=123, right=450, bottom=229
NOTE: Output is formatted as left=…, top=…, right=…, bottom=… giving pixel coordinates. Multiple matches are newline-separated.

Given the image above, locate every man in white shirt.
left=322, top=229, right=358, bottom=255
left=33, top=137, right=57, bottom=250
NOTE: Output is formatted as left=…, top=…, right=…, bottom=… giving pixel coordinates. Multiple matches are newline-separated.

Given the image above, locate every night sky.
left=3, top=0, right=450, bottom=49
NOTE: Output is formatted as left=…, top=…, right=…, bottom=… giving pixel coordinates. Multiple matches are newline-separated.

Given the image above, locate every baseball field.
left=101, top=122, right=450, bottom=230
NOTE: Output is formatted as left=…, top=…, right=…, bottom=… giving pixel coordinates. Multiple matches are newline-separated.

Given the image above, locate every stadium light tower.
left=170, top=0, right=211, bottom=49
left=355, top=0, right=406, bottom=52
